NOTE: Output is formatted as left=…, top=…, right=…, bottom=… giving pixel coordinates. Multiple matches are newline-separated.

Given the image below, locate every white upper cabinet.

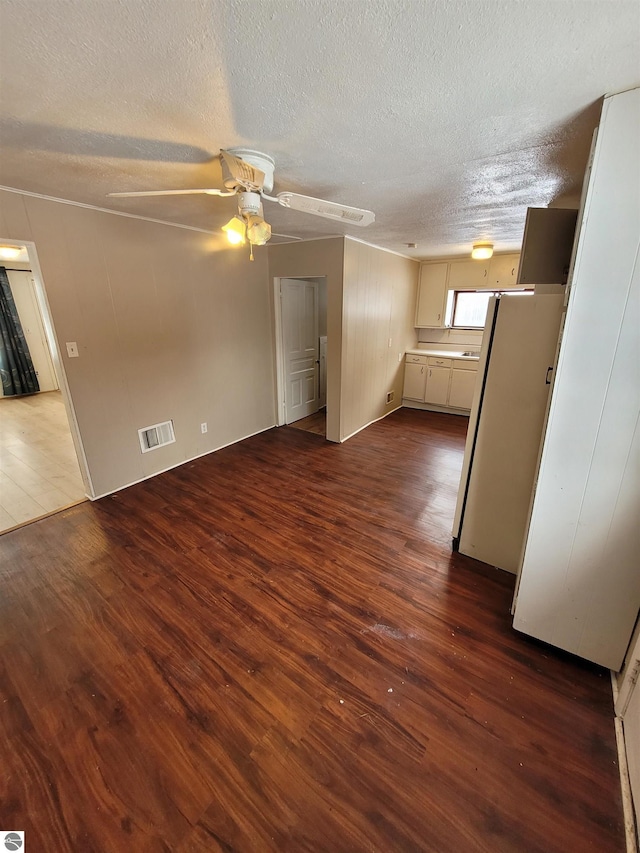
left=448, top=260, right=490, bottom=290
left=416, top=263, right=448, bottom=327
left=486, top=253, right=520, bottom=289
left=415, top=254, right=521, bottom=327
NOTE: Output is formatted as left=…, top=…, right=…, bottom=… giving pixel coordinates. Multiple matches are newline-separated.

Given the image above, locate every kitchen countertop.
left=406, top=348, right=481, bottom=361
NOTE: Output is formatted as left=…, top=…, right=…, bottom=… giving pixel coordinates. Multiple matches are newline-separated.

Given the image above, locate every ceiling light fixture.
left=222, top=216, right=246, bottom=245
left=471, top=242, right=494, bottom=260
left=222, top=191, right=273, bottom=260
left=0, top=245, right=24, bottom=260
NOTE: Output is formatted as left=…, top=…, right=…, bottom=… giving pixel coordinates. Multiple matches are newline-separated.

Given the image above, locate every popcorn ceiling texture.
left=0, top=0, right=637, bottom=257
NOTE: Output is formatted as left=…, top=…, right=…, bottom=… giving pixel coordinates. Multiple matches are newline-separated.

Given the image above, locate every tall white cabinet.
left=512, top=87, right=640, bottom=672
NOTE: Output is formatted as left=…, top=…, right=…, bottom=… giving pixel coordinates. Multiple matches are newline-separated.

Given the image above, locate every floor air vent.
left=138, top=420, right=175, bottom=453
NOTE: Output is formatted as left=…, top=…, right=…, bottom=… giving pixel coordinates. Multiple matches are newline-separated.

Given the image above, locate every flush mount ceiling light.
left=0, top=245, right=24, bottom=260
left=471, top=242, right=494, bottom=260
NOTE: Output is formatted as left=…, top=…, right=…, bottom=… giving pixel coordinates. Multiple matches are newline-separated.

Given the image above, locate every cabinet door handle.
left=428, top=369, right=432, bottom=377
left=484, top=269, right=487, bottom=277
left=545, top=366, right=553, bottom=385
left=421, top=366, right=424, bottom=374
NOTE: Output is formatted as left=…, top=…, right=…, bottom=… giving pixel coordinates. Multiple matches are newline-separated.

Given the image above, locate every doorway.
left=0, top=241, right=90, bottom=533
left=274, top=276, right=328, bottom=434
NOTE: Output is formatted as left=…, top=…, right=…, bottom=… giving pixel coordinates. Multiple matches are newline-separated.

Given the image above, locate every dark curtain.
left=0, top=266, right=40, bottom=396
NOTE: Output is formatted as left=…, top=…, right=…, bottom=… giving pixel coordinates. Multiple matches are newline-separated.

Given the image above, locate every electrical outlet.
left=200, top=423, right=207, bottom=434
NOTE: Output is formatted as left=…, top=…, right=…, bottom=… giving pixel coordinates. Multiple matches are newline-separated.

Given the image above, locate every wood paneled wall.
left=341, top=239, right=418, bottom=440
left=268, top=238, right=345, bottom=442
left=268, top=238, right=419, bottom=443
left=0, top=190, right=276, bottom=497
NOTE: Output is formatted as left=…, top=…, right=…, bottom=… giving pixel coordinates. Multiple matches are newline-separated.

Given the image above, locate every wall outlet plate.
left=200, top=423, right=207, bottom=434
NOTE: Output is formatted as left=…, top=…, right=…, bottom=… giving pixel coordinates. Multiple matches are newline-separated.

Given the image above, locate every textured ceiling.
left=0, top=0, right=638, bottom=258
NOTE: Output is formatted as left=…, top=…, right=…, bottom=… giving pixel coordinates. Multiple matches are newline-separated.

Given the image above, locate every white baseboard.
left=90, top=423, right=277, bottom=500
left=340, top=405, right=403, bottom=443
left=611, top=671, right=638, bottom=853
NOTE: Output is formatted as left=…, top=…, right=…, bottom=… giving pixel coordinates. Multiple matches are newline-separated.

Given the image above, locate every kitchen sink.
left=461, top=351, right=480, bottom=357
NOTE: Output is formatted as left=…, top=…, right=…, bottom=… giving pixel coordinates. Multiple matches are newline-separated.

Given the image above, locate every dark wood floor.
left=0, top=409, right=624, bottom=852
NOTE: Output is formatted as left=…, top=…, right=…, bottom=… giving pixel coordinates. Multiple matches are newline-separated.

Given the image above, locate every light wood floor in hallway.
left=0, top=390, right=86, bottom=533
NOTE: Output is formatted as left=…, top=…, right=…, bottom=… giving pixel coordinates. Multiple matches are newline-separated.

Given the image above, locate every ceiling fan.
left=108, top=148, right=375, bottom=258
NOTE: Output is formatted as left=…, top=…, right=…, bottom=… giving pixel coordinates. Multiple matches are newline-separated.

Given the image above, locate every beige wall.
left=268, top=238, right=344, bottom=442
left=268, top=237, right=418, bottom=443
left=0, top=189, right=276, bottom=497
left=342, top=239, right=418, bottom=439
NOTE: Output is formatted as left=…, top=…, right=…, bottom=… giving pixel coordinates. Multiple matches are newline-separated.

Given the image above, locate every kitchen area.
left=399, top=86, right=639, bottom=844
left=401, top=250, right=523, bottom=415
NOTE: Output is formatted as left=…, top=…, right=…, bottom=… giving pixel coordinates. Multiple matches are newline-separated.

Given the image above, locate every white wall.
left=0, top=189, right=277, bottom=497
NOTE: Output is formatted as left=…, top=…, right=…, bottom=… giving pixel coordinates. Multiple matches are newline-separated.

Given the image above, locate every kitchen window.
left=446, top=289, right=534, bottom=329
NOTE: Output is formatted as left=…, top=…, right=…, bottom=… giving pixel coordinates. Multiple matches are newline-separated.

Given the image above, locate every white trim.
left=612, top=670, right=639, bottom=853
left=339, top=404, right=403, bottom=443
left=273, top=278, right=286, bottom=426
left=0, top=238, right=95, bottom=498
left=89, top=423, right=276, bottom=500
left=344, top=234, right=417, bottom=261
left=613, top=717, right=639, bottom=853
left=0, top=185, right=217, bottom=234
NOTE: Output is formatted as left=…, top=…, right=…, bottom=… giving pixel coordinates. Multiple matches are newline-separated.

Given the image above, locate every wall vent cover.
left=386, top=391, right=395, bottom=404
left=138, top=420, right=175, bottom=453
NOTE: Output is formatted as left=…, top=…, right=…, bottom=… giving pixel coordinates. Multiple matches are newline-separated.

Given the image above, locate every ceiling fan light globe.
left=222, top=215, right=246, bottom=245
left=246, top=216, right=272, bottom=246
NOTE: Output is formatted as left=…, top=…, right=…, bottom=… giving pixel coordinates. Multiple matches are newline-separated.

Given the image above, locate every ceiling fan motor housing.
left=227, top=148, right=276, bottom=194
left=238, top=191, right=264, bottom=217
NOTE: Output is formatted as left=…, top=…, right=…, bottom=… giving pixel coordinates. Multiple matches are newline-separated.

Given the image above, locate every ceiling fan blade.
left=220, top=149, right=265, bottom=192
left=107, top=188, right=234, bottom=197
left=273, top=192, right=375, bottom=226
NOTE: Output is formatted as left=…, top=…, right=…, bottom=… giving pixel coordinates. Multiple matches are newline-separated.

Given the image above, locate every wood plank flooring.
left=0, top=391, right=86, bottom=533
left=0, top=409, right=624, bottom=852
left=288, top=408, right=327, bottom=437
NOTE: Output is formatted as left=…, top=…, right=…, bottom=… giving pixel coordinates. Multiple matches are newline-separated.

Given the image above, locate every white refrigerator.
left=452, top=292, right=564, bottom=574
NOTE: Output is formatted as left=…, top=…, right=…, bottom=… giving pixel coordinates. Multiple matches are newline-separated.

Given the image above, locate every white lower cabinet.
left=424, top=365, right=451, bottom=405
left=403, top=354, right=478, bottom=411
left=403, top=360, right=427, bottom=400
left=449, top=368, right=477, bottom=409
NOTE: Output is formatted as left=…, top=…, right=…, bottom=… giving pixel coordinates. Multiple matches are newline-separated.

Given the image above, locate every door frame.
left=272, top=275, right=327, bottom=428
left=1, top=237, right=94, bottom=498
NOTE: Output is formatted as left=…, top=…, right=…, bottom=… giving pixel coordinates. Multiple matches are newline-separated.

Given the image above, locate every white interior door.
left=280, top=279, right=319, bottom=424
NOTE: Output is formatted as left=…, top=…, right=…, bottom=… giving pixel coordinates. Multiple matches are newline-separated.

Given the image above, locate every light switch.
left=66, top=342, right=79, bottom=358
